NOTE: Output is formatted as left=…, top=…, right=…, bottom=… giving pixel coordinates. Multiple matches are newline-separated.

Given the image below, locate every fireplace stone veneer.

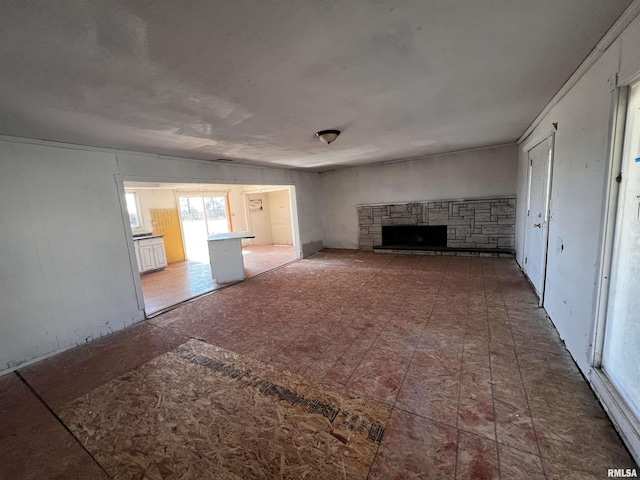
left=357, top=197, right=516, bottom=254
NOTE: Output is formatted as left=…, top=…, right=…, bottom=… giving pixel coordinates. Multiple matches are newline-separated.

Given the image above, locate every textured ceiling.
left=0, top=1, right=632, bottom=171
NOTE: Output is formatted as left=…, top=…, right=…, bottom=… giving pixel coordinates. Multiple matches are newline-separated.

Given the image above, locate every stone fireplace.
left=357, top=197, right=515, bottom=256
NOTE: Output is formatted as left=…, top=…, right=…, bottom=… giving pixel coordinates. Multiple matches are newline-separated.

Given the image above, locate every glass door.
left=178, top=195, right=230, bottom=263
left=204, top=196, right=230, bottom=235
left=601, top=82, right=640, bottom=419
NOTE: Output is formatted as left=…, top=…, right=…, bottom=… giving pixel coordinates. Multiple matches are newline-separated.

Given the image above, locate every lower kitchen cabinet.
left=134, top=236, right=167, bottom=273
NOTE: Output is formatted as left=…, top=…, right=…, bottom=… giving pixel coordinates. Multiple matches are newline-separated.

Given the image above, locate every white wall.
left=515, top=13, right=640, bottom=375
left=321, top=145, right=518, bottom=248
left=0, top=140, right=323, bottom=374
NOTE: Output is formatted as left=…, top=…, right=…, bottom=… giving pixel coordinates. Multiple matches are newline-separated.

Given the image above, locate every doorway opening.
left=122, top=182, right=300, bottom=315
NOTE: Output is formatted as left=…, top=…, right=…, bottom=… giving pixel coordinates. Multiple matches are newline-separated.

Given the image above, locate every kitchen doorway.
left=122, top=182, right=301, bottom=316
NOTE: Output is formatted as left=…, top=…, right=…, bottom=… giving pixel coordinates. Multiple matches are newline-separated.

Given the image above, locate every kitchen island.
left=207, top=231, right=255, bottom=283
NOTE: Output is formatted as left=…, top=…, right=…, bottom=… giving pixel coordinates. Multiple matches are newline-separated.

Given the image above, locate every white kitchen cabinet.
left=134, top=236, right=167, bottom=273
left=153, top=242, right=168, bottom=269
left=134, top=244, right=143, bottom=273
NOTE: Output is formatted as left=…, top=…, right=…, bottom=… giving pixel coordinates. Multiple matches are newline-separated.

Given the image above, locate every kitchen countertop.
left=132, top=234, right=164, bottom=240
left=208, top=231, right=255, bottom=241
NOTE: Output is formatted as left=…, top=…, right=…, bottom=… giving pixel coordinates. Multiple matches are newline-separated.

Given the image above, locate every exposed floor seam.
left=14, top=371, right=112, bottom=479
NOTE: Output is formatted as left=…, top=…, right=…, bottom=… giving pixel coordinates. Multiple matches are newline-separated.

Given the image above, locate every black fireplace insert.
left=381, top=225, right=447, bottom=248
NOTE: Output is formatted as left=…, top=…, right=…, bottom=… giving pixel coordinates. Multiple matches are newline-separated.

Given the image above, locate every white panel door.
left=602, top=83, right=640, bottom=419
left=523, top=137, right=553, bottom=301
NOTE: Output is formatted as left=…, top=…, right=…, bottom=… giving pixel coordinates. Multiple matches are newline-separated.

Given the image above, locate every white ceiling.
left=0, top=1, right=632, bottom=171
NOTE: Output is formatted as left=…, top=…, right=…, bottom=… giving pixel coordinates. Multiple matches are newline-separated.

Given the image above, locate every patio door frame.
left=590, top=83, right=640, bottom=465
left=176, top=191, right=231, bottom=261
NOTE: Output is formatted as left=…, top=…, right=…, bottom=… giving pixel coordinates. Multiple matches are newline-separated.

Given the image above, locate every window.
left=125, top=192, right=143, bottom=229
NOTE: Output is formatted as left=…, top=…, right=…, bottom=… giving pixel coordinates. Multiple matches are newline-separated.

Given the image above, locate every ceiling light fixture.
left=316, top=129, right=341, bottom=144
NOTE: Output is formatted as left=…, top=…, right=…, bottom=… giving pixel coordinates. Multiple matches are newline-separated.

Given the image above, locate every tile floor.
left=141, top=244, right=298, bottom=314
left=2, top=250, right=636, bottom=479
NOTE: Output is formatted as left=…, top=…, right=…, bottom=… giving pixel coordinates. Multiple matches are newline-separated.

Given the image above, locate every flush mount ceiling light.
left=315, top=129, right=341, bottom=144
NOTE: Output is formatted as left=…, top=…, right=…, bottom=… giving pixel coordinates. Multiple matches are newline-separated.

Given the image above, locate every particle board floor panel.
left=6, top=251, right=638, bottom=479
left=58, top=339, right=390, bottom=480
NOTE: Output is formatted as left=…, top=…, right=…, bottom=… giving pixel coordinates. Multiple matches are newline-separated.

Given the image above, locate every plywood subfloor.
left=59, top=339, right=390, bottom=479
left=12, top=252, right=637, bottom=479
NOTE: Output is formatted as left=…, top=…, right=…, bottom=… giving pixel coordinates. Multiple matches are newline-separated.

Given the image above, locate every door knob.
left=534, top=223, right=541, bottom=228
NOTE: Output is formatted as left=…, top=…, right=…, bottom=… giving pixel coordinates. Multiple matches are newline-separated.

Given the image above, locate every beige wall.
left=246, top=192, right=273, bottom=245
left=268, top=190, right=293, bottom=245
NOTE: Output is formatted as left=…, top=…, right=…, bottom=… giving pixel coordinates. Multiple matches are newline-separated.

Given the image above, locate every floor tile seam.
left=509, top=345, right=572, bottom=361
left=457, top=424, right=503, bottom=446
left=392, top=404, right=459, bottom=432
left=267, top=319, right=332, bottom=367
left=343, top=267, right=390, bottom=299
left=454, top=427, right=461, bottom=478
left=13, top=371, right=112, bottom=479
left=365, top=432, right=384, bottom=479
left=484, top=262, right=503, bottom=479
left=454, top=428, right=502, bottom=479
left=362, top=267, right=403, bottom=480
left=495, top=268, right=548, bottom=479
left=328, top=290, right=412, bottom=389
left=170, top=310, right=302, bottom=362
left=298, top=322, right=362, bottom=379
left=383, top=289, right=438, bottom=417
left=494, top=438, right=549, bottom=461
left=369, top=258, right=453, bottom=478
left=453, top=271, right=476, bottom=451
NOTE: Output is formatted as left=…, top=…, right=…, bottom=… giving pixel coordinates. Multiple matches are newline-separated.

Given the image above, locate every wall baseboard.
left=0, top=314, right=146, bottom=378
left=302, top=240, right=324, bottom=258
